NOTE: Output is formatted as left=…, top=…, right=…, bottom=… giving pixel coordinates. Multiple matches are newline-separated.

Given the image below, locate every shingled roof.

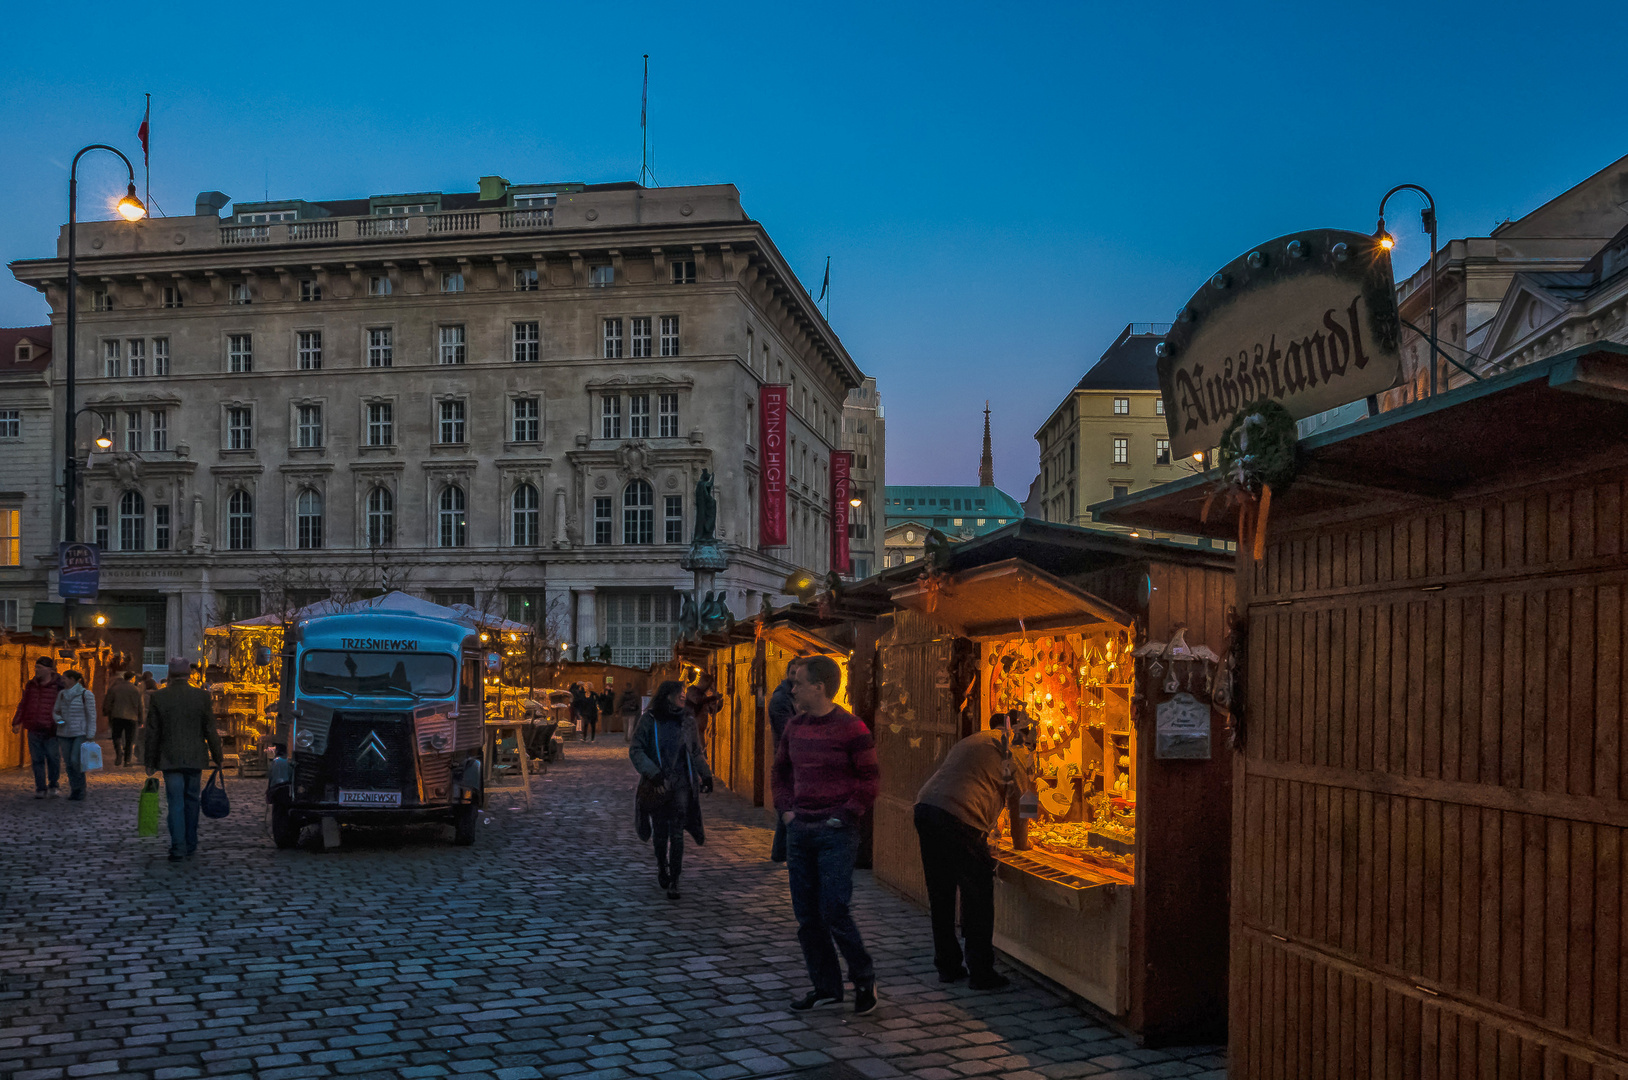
left=1072, top=323, right=1169, bottom=392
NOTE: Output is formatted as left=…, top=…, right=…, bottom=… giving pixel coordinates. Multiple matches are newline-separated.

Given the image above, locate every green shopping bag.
left=137, top=778, right=161, bottom=837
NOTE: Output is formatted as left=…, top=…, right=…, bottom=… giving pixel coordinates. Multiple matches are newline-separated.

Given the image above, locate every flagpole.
left=640, top=55, right=649, bottom=186
left=143, top=93, right=151, bottom=214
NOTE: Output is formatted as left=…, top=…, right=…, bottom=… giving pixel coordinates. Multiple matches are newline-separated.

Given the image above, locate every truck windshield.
left=299, top=651, right=456, bottom=698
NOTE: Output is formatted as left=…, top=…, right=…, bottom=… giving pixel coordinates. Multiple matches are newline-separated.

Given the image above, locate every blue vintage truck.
left=266, top=611, right=486, bottom=847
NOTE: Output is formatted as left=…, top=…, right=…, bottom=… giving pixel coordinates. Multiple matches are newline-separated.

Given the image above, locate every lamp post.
left=1376, top=183, right=1438, bottom=397
left=63, top=145, right=145, bottom=639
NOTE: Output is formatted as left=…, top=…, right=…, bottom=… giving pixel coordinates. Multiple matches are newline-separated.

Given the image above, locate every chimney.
left=195, top=191, right=230, bottom=218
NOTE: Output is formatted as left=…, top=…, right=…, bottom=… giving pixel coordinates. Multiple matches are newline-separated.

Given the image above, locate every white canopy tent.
left=218, top=590, right=534, bottom=635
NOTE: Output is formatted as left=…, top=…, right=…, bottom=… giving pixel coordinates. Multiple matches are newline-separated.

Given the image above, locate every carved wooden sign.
left=1157, top=229, right=1403, bottom=458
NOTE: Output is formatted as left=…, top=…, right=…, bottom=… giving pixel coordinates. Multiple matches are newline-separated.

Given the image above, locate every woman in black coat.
left=629, top=680, right=713, bottom=899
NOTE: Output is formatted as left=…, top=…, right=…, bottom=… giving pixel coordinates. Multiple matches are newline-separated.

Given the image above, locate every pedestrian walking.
left=683, top=672, right=723, bottom=739
left=52, top=669, right=99, bottom=802
left=143, top=658, right=223, bottom=862
left=772, top=655, right=881, bottom=1015
left=579, top=684, right=600, bottom=742
left=913, top=709, right=1037, bottom=990
left=629, top=680, right=713, bottom=899
left=11, top=657, right=66, bottom=798
left=104, top=671, right=144, bottom=766
left=767, top=662, right=801, bottom=863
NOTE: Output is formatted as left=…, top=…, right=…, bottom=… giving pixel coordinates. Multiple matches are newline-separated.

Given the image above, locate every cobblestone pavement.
left=0, top=743, right=1224, bottom=1080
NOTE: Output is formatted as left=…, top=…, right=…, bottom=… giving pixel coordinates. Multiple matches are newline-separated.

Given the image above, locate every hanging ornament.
left=1200, top=399, right=1299, bottom=562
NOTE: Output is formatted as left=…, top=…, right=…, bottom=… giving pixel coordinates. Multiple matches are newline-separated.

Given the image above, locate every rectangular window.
left=154, top=504, right=171, bottom=551
left=93, top=506, right=110, bottom=549
left=1155, top=438, right=1170, bottom=465
left=1155, top=398, right=1165, bottom=416
left=512, top=322, right=539, bottom=363
left=150, top=410, right=168, bottom=452
left=297, top=404, right=323, bottom=448
left=219, top=591, right=260, bottom=623
left=228, top=334, right=253, bottom=373
left=628, top=394, right=650, bottom=438
left=664, top=495, right=683, bottom=544
left=299, top=278, right=322, bottom=301
left=103, top=340, right=120, bottom=378
left=127, top=339, right=146, bottom=377
left=0, top=410, right=18, bottom=439
left=593, top=497, right=612, bottom=545
left=670, top=259, right=696, bottom=284
left=440, top=325, right=467, bottom=365
left=124, top=410, right=143, bottom=453
left=368, top=275, right=392, bottom=296
left=600, top=395, right=621, bottom=439
left=297, top=330, right=323, bottom=370
left=367, top=328, right=393, bottom=367
left=512, top=397, right=540, bottom=442
left=602, top=318, right=623, bottom=358
left=1112, top=437, right=1128, bottom=464
left=227, top=407, right=253, bottom=450
left=162, top=285, right=183, bottom=309
left=659, top=315, right=680, bottom=357
left=366, top=402, right=393, bottom=446
left=0, top=508, right=18, bottom=566
left=590, top=264, right=613, bottom=287
left=152, top=337, right=169, bottom=376
left=0, top=598, right=17, bottom=630
left=1113, top=397, right=1130, bottom=415
left=506, top=591, right=544, bottom=627
left=92, top=289, right=114, bottom=312
left=604, top=592, right=680, bottom=668
left=630, top=317, right=652, bottom=358
left=439, top=400, right=466, bottom=444
left=514, top=267, right=538, bottom=291
left=658, top=393, right=679, bottom=438
left=440, top=270, right=464, bottom=293
left=229, top=282, right=252, bottom=305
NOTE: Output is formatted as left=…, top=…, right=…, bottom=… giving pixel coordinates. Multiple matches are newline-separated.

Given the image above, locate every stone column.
left=574, top=589, right=597, bottom=659
left=552, top=487, right=569, bottom=547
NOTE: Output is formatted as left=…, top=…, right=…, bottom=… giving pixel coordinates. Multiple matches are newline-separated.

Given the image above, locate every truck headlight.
left=295, top=729, right=314, bottom=750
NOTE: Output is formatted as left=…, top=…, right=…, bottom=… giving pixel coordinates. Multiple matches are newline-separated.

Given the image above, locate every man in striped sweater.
left=772, top=655, right=882, bottom=1015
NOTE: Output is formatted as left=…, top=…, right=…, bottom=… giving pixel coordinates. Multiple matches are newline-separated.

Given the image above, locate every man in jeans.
left=104, top=671, right=144, bottom=766
left=143, top=659, right=222, bottom=861
left=772, top=655, right=881, bottom=1015
left=11, top=657, right=66, bottom=798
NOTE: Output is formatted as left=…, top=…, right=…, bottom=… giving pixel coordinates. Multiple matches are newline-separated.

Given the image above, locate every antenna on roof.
left=640, top=55, right=653, bottom=188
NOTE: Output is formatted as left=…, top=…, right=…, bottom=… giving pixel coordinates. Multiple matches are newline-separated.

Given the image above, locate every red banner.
left=830, top=450, right=852, bottom=574
left=759, top=385, right=787, bottom=546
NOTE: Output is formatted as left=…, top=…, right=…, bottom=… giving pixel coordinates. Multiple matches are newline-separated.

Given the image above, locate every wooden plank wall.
left=1233, top=466, right=1628, bottom=1078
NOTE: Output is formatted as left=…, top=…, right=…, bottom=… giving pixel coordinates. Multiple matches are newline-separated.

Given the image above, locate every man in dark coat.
left=766, top=662, right=802, bottom=862
left=11, top=657, right=66, bottom=797
left=629, top=680, right=713, bottom=900
left=144, top=658, right=223, bottom=862
left=104, top=671, right=144, bottom=766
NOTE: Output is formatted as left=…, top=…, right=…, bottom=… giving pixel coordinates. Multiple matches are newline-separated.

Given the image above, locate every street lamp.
left=1377, top=184, right=1439, bottom=397
left=63, top=144, right=145, bottom=640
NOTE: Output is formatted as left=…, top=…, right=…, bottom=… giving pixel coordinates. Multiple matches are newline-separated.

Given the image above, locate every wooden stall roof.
left=888, top=558, right=1134, bottom=638
left=1091, top=342, right=1628, bottom=538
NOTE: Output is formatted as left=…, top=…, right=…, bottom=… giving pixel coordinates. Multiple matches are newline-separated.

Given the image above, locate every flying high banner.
left=830, top=451, right=853, bottom=574
left=759, top=385, right=787, bottom=546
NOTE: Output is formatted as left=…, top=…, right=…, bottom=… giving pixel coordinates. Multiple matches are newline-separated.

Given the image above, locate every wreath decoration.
left=1203, top=399, right=1299, bottom=561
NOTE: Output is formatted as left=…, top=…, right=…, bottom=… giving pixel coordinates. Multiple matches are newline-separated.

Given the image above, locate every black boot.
left=666, top=876, right=681, bottom=900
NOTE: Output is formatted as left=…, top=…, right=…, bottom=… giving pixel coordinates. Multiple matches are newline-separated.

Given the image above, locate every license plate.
left=339, top=790, right=401, bottom=807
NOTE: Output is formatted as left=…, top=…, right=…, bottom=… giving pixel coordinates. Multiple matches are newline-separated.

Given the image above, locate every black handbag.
left=201, top=766, right=230, bottom=819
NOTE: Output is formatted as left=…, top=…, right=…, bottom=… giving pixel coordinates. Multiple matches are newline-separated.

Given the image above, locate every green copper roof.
left=884, top=485, right=1025, bottom=539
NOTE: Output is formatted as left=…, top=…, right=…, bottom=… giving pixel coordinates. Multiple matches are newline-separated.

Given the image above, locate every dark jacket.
left=144, top=681, right=223, bottom=772
left=104, top=678, right=144, bottom=721
left=629, top=708, right=712, bottom=844
left=767, top=678, right=797, bottom=744
left=13, top=674, right=65, bottom=733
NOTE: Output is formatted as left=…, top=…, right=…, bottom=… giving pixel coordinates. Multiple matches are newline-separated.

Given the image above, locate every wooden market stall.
left=1098, top=344, right=1628, bottom=1077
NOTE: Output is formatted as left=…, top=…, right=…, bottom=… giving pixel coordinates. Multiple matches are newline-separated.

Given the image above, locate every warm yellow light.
left=1378, top=234, right=1395, bottom=251
left=1129, top=531, right=1140, bottom=538
left=117, top=184, right=147, bottom=222
left=94, top=433, right=113, bottom=451
left=479, top=633, right=489, bottom=642
left=849, top=498, right=862, bottom=508
left=94, top=614, right=107, bottom=626
left=1192, top=451, right=1205, bottom=462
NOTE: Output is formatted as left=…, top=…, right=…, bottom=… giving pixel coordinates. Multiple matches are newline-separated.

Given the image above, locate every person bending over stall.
left=629, top=680, right=713, bottom=900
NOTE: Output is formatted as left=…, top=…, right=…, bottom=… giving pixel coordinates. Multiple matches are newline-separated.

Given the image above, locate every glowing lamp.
left=94, top=432, right=113, bottom=451
left=1378, top=232, right=1396, bottom=251
left=849, top=497, right=862, bottom=507
left=94, top=614, right=107, bottom=626
left=1192, top=451, right=1205, bottom=462
left=116, top=184, right=146, bottom=222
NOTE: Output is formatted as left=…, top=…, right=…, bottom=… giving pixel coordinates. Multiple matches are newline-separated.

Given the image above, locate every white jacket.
left=53, top=683, right=98, bottom=739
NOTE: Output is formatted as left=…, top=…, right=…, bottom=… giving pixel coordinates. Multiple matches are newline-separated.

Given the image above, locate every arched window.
left=438, top=485, right=467, bottom=547
left=118, top=490, right=145, bottom=551
left=366, top=486, right=394, bottom=548
left=622, top=479, right=654, bottom=544
left=296, top=489, right=323, bottom=550
left=227, top=490, right=254, bottom=551
left=511, top=484, right=539, bottom=547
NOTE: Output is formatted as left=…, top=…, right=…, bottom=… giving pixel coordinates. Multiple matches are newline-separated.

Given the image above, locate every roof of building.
left=0, top=325, right=52, bottom=373
left=1072, top=323, right=1169, bottom=392
left=884, top=485, right=1025, bottom=541
left=241, top=181, right=652, bottom=220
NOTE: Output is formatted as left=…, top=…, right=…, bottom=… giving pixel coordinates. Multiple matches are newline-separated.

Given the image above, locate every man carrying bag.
left=143, top=658, right=223, bottom=862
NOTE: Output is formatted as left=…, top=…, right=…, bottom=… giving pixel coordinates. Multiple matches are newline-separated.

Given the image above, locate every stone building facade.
left=841, top=377, right=884, bottom=579
left=7, top=179, right=867, bottom=664
left=0, top=326, right=55, bottom=633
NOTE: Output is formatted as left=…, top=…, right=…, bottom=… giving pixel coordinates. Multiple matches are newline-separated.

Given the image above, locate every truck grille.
left=328, top=712, right=416, bottom=795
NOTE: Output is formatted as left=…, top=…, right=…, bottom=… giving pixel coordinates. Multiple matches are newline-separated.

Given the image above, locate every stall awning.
left=889, top=558, right=1133, bottom=638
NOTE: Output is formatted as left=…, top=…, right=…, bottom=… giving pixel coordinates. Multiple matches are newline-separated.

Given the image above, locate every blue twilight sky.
left=3, top=1, right=1626, bottom=491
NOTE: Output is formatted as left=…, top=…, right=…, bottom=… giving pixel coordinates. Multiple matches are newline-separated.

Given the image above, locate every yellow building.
left=1035, top=323, right=1184, bottom=524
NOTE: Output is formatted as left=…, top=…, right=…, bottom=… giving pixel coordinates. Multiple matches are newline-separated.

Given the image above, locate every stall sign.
left=830, top=450, right=853, bottom=574
left=1155, top=692, right=1211, bottom=760
left=1158, top=228, right=1403, bottom=458
left=759, top=384, right=788, bottom=545
left=58, top=542, right=99, bottom=599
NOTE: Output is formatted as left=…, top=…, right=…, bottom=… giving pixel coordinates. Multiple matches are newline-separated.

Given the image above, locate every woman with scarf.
left=629, top=680, right=714, bottom=899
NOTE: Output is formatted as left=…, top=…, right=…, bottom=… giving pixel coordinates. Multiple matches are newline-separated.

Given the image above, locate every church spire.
left=979, top=401, right=995, bottom=487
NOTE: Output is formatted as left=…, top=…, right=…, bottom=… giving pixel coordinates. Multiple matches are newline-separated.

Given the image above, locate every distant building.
left=881, top=485, right=1024, bottom=567
left=1034, top=323, right=1179, bottom=524
left=841, top=377, right=884, bottom=580
left=0, top=326, right=54, bottom=633
left=1474, top=220, right=1628, bottom=370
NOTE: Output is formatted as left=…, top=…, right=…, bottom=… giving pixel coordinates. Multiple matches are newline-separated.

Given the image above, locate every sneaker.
left=47, top=787, right=61, bottom=798
left=789, top=990, right=843, bottom=1011
left=853, top=984, right=879, bottom=1015
left=968, top=972, right=1010, bottom=991
left=938, top=967, right=968, bottom=983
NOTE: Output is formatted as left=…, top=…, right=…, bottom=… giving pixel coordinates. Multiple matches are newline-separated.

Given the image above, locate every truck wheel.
left=271, top=804, right=302, bottom=850
left=453, top=802, right=479, bottom=846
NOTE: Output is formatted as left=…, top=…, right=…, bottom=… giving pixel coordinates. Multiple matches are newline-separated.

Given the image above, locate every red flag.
left=137, top=96, right=149, bottom=166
